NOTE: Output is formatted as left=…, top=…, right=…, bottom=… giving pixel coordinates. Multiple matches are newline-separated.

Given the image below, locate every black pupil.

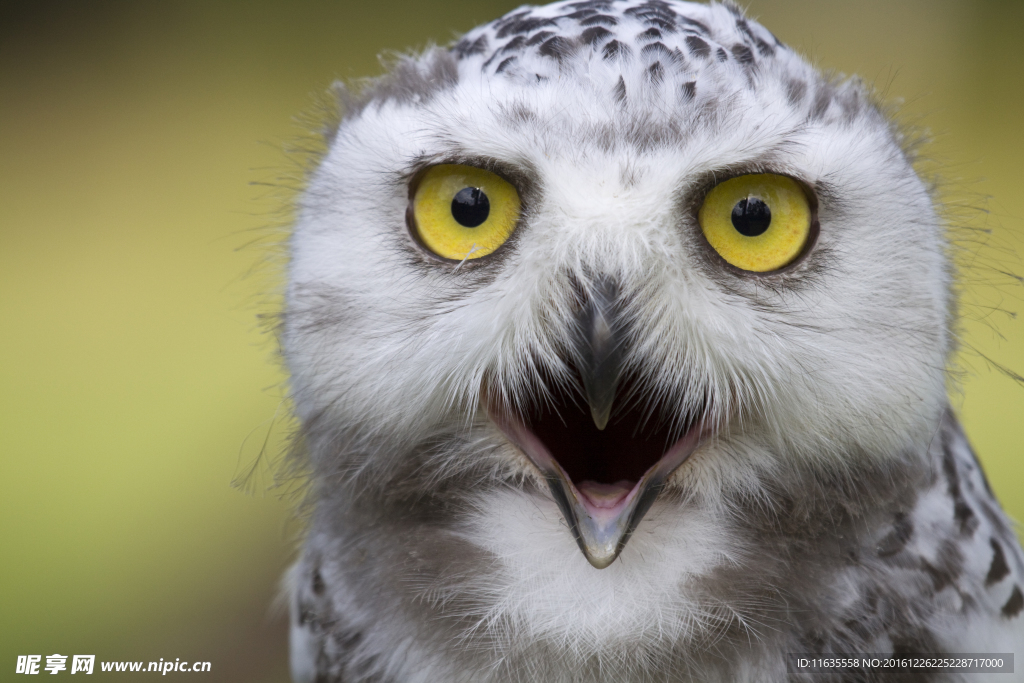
left=731, top=197, right=771, bottom=237
left=451, top=187, right=490, bottom=228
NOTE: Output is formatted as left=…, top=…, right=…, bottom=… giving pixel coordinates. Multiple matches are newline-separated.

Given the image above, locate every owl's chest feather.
left=290, top=414, right=1024, bottom=683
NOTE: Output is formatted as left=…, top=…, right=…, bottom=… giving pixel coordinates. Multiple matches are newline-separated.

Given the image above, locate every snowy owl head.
left=283, top=0, right=951, bottom=569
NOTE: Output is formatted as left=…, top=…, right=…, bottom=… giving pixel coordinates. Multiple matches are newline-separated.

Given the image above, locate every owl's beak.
left=488, top=402, right=706, bottom=569
left=575, top=276, right=626, bottom=431
left=484, top=277, right=708, bottom=568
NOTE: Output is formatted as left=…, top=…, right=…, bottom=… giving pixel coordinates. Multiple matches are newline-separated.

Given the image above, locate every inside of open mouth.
left=523, top=373, right=696, bottom=502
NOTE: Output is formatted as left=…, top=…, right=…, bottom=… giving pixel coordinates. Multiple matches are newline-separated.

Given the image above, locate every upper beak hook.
left=575, top=276, right=627, bottom=430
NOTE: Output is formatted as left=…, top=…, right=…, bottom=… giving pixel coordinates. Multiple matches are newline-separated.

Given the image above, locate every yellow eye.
left=411, top=164, right=521, bottom=261
left=698, top=173, right=813, bottom=272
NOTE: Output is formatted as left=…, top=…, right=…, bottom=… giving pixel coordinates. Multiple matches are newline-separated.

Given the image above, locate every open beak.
left=486, top=277, right=707, bottom=569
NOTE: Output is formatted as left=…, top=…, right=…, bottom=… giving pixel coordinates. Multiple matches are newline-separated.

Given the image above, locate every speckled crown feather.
left=454, top=0, right=781, bottom=79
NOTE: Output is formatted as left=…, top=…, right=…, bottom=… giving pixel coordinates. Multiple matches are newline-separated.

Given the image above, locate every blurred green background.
left=1, top=0, right=1021, bottom=680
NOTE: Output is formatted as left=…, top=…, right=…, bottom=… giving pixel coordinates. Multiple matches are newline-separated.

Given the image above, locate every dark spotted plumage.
left=289, top=410, right=1023, bottom=682
left=1005, top=586, right=1024, bottom=619
left=451, top=0, right=779, bottom=81
left=988, top=539, right=1011, bottom=586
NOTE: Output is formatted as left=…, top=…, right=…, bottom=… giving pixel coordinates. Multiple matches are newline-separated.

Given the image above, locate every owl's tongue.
left=573, top=480, right=643, bottom=531
left=577, top=480, right=634, bottom=508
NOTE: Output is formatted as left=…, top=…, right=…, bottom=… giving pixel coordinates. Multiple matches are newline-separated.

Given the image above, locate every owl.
left=280, top=1, right=1024, bottom=681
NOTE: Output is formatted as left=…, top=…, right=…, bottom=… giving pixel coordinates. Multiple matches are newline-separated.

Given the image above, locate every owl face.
left=285, top=0, right=951, bottom=568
